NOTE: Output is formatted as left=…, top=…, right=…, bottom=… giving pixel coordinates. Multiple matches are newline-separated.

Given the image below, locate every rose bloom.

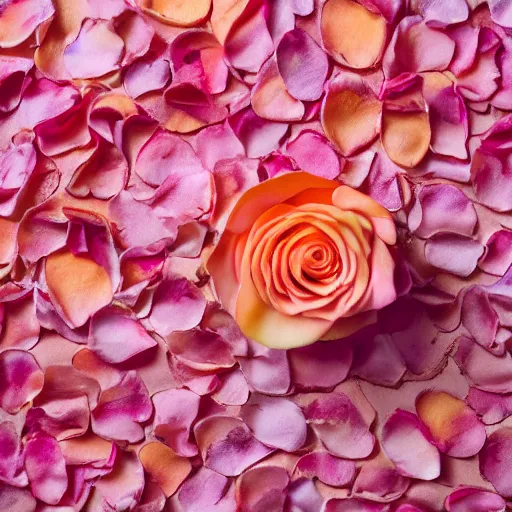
left=207, top=172, right=398, bottom=349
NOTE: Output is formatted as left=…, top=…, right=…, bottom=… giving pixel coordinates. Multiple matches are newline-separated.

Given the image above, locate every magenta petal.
left=194, top=416, right=273, bottom=476
left=479, top=428, right=512, bottom=498
left=381, top=410, right=440, bottom=480
left=288, top=338, right=353, bottom=390
left=63, top=19, right=124, bottom=79
left=302, top=392, right=375, bottom=459
left=461, top=287, right=499, bottom=351
left=0, top=350, right=44, bottom=413
left=286, top=131, right=341, bottom=180
left=91, top=371, right=152, bottom=443
left=467, top=387, right=512, bottom=425
left=408, top=184, right=477, bottom=238
left=25, top=435, right=68, bottom=505
left=89, top=307, right=156, bottom=363
left=479, top=230, right=512, bottom=276
left=240, top=394, right=307, bottom=451
left=444, top=486, right=506, bottom=512
left=324, top=498, right=389, bottom=512
left=276, top=28, right=329, bottom=102
left=424, top=235, right=483, bottom=277
left=149, top=278, right=206, bottom=336
left=0, top=421, right=26, bottom=486
left=353, top=461, right=410, bottom=503
left=152, top=388, right=200, bottom=457
left=295, top=452, right=356, bottom=487
left=454, top=335, right=512, bottom=393
left=0, top=484, right=36, bottom=512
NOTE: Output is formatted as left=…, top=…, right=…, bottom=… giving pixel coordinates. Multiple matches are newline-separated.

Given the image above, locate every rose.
left=206, top=172, right=398, bottom=349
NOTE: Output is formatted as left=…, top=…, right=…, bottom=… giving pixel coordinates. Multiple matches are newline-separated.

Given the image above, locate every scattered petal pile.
left=0, top=0, right=511, bottom=510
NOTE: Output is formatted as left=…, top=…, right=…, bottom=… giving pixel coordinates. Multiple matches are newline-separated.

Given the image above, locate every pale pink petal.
left=229, top=108, right=288, bottom=158
left=0, top=350, right=44, bottom=413
left=237, top=465, right=289, bottom=511
left=94, top=450, right=145, bottom=511
left=91, top=371, right=153, bottom=443
left=63, top=19, right=124, bottom=79
left=0, top=485, right=36, bottom=511
left=251, top=58, right=304, bottom=122
left=479, top=428, right=512, bottom=498
left=295, top=452, right=356, bottom=487
left=302, top=392, right=375, bottom=459
left=240, top=394, right=307, bottom=451
left=288, top=478, right=324, bottom=512
left=424, top=235, right=484, bottom=277
left=124, top=53, right=170, bottom=99
left=25, top=435, right=68, bottom=505
left=408, top=184, right=477, bottom=238
left=152, top=388, right=200, bottom=457
left=89, top=307, right=157, bottom=364
left=324, top=498, right=389, bottom=512
left=288, top=338, right=353, bottom=390
left=277, top=28, right=329, bottom=102
left=489, top=0, right=512, bottom=28
left=381, top=410, right=440, bottom=480
left=194, top=416, right=273, bottom=476
left=0, top=0, right=54, bottom=48
left=115, top=11, right=153, bottom=67
left=444, top=486, right=506, bottom=512
left=409, top=0, right=468, bottom=25
left=149, top=278, right=206, bottom=336
left=455, top=335, right=512, bottom=393
left=286, top=131, right=341, bottom=179
left=383, top=16, right=455, bottom=78
left=212, top=369, right=249, bottom=406
left=238, top=345, right=290, bottom=395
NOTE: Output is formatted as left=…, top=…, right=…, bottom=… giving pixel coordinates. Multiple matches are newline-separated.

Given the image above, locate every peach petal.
left=0, top=350, right=44, bottom=414
left=251, top=58, right=304, bottom=122
left=0, top=0, right=54, bottom=48
left=322, top=72, right=382, bottom=156
left=138, top=0, right=212, bottom=27
left=321, top=0, right=387, bottom=69
left=45, top=250, right=113, bottom=328
left=59, top=432, right=114, bottom=465
left=139, top=442, right=192, bottom=498
left=381, top=109, right=431, bottom=168
left=381, top=410, right=440, bottom=480
left=416, top=390, right=486, bottom=458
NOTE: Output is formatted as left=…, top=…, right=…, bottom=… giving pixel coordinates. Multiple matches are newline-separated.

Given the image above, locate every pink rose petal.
left=276, top=28, right=329, bottom=102
left=444, top=486, right=506, bottom=512
left=295, top=452, right=356, bottom=487
left=237, top=465, right=289, bottom=511
left=25, top=435, right=68, bottom=505
left=479, top=428, right=512, bottom=498
left=0, top=484, right=36, bottom=511
left=194, top=415, right=273, bottom=476
left=152, top=388, right=200, bottom=457
left=324, top=498, right=389, bottom=512
left=212, top=369, right=250, bottom=406
left=0, top=350, right=44, bottom=413
left=381, top=410, right=440, bottom=480
left=240, top=394, right=307, bottom=452
left=479, top=230, right=512, bottom=276
left=467, top=387, right=512, bottom=425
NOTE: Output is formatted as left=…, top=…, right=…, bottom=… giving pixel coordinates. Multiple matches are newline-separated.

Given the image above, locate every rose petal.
left=0, top=485, right=36, bottom=512
left=444, top=486, right=506, bottom=512
left=295, top=452, right=356, bottom=487
left=194, top=416, right=273, bottom=476
left=240, top=394, right=307, bottom=451
left=479, top=428, right=512, bottom=498
left=321, top=0, right=387, bottom=69
left=324, top=498, right=389, bottom=512
left=137, top=0, right=212, bottom=27
left=322, top=72, right=381, bottom=156
left=416, top=390, right=486, bottom=457
left=381, top=410, right=440, bottom=480
left=0, top=350, right=44, bottom=414
left=139, top=442, right=192, bottom=498
left=152, top=388, right=200, bottom=457
left=89, top=307, right=157, bottom=364
left=467, top=387, right=512, bottom=425
left=479, top=230, right=512, bottom=276
left=212, top=369, right=249, bottom=406
left=277, top=28, right=329, bottom=101
left=25, top=435, right=68, bottom=505
left=237, top=465, right=289, bottom=511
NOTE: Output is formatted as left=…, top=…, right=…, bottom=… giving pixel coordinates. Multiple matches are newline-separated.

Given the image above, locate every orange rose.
left=207, top=172, right=398, bottom=349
